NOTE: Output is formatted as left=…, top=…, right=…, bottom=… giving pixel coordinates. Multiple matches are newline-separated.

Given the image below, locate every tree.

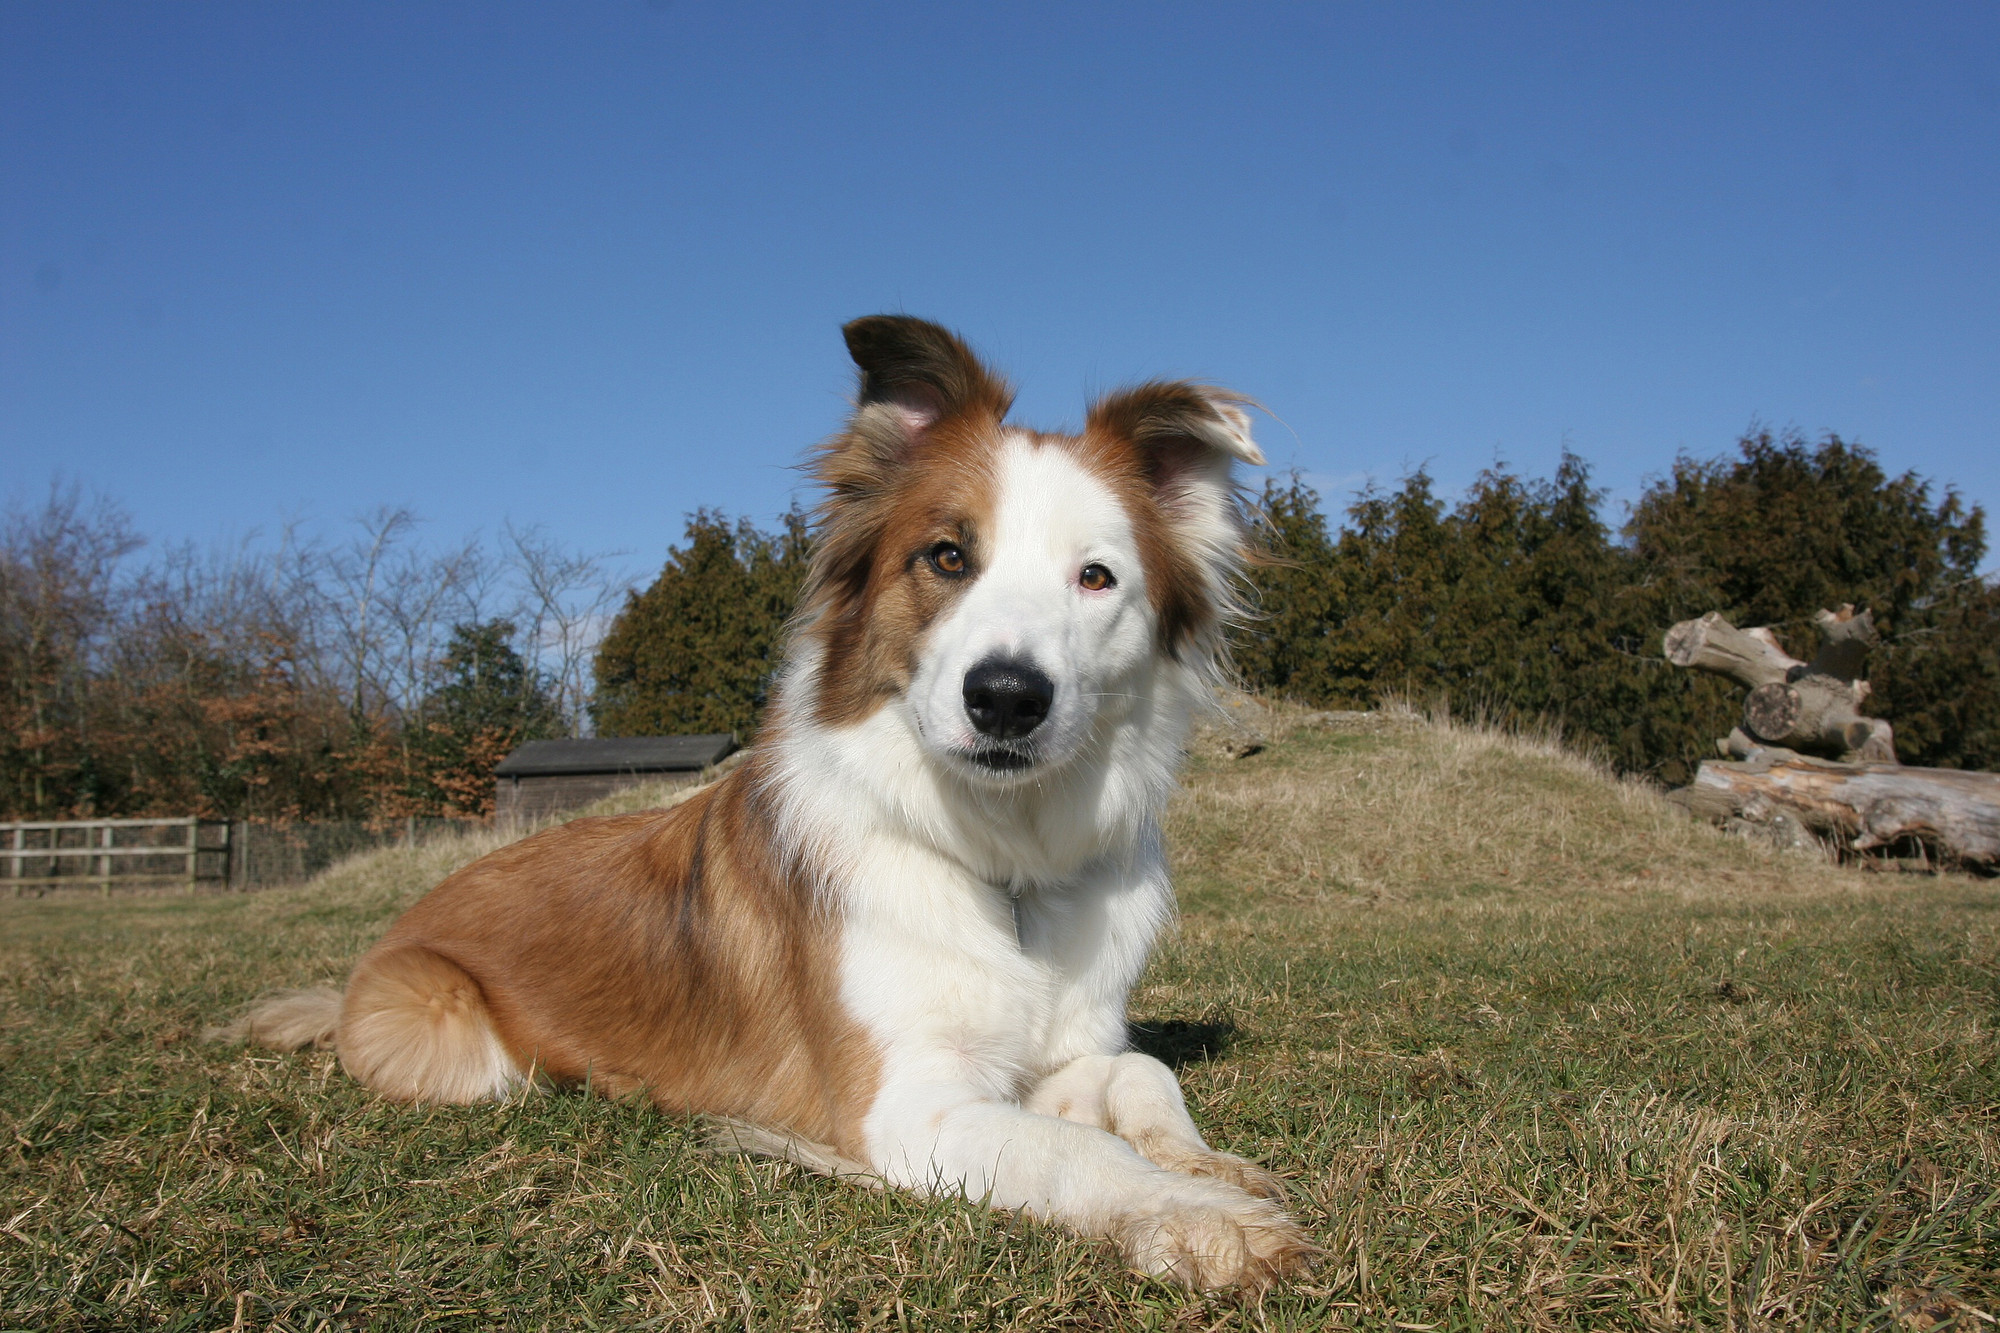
left=504, top=522, right=626, bottom=738
left=105, top=545, right=353, bottom=820
left=0, top=493, right=624, bottom=821
left=1627, top=429, right=1993, bottom=770
left=1232, top=432, right=1996, bottom=780
left=0, top=485, right=143, bottom=816
left=1232, top=476, right=1339, bottom=698
left=593, top=509, right=810, bottom=739
left=392, top=620, right=563, bottom=818
left=1235, top=456, right=1654, bottom=762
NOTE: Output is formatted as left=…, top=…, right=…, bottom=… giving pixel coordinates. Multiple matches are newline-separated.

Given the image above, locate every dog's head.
left=794, top=315, right=1261, bottom=783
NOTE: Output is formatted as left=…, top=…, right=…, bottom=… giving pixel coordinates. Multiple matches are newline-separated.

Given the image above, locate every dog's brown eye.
left=1079, top=563, right=1115, bottom=591
left=928, top=543, right=967, bottom=576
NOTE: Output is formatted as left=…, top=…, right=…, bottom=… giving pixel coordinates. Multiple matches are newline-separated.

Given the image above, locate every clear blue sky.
left=5, top=2, right=1997, bottom=580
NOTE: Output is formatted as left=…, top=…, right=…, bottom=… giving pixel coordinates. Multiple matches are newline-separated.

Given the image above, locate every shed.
left=494, top=734, right=737, bottom=825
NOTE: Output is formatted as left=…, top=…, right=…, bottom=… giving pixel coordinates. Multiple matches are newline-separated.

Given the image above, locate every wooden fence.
left=2, top=815, right=479, bottom=897
left=3, top=817, right=232, bottom=895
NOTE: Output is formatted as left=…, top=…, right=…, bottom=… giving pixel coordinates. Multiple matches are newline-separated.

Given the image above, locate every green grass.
left=4, top=708, right=1996, bottom=1330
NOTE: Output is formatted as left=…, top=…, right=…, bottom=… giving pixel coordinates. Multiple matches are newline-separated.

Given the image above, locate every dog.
left=226, top=316, right=1314, bottom=1292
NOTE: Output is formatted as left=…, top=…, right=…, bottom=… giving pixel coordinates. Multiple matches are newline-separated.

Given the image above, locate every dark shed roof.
left=494, top=735, right=737, bottom=778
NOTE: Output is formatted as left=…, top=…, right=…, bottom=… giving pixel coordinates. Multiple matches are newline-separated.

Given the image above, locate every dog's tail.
left=703, top=1116, right=881, bottom=1185
left=204, top=986, right=343, bottom=1051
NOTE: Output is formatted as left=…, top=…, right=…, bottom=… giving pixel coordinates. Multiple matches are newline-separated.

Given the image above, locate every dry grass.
left=3, top=707, right=1995, bottom=1330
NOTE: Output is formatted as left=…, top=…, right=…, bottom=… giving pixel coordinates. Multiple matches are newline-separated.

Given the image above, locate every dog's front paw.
left=1137, top=1139, right=1289, bottom=1202
left=1112, top=1181, right=1316, bottom=1294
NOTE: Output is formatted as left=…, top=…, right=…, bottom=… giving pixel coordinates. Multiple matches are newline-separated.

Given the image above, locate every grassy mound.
left=3, top=708, right=1995, bottom=1329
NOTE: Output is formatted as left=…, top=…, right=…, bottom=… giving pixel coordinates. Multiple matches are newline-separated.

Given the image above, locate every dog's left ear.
left=1086, top=381, right=1265, bottom=510
left=814, top=315, right=1014, bottom=518
left=1086, top=382, right=1263, bottom=659
left=840, top=318, right=1016, bottom=456
left=842, top=315, right=1014, bottom=443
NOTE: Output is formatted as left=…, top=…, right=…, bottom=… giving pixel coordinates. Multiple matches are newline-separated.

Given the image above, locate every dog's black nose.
left=963, top=658, right=1055, bottom=740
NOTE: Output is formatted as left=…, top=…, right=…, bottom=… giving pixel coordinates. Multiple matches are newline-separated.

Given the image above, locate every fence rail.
left=3, top=814, right=480, bottom=897
left=4, top=817, right=230, bottom=894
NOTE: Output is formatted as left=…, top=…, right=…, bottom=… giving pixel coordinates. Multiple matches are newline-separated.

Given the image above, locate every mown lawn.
left=3, top=709, right=1996, bottom=1330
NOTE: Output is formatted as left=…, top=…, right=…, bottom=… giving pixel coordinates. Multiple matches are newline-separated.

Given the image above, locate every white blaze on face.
left=907, top=433, right=1155, bottom=777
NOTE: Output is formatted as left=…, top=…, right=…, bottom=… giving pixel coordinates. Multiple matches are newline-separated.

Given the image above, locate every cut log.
left=1684, top=756, right=2000, bottom=870
left=1742, top=676, right=1898, bottom=762
left=1664, top=606, right=1897, bottom=764
left=1662, top=612, right=1803, bottom=689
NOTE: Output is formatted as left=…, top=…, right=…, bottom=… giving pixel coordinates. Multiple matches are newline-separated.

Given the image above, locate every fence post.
left=8, top=825, right=19, bottom=899
left=98, top=823, right=112, bottom=895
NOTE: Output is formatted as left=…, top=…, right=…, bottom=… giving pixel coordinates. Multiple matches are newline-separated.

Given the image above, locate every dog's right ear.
left=805, top=317, right=1014, bottom=625
left=840, top=315, right=1014, bottom=445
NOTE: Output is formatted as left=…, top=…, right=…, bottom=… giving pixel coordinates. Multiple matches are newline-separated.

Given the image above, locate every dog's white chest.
left=837, top=871, right=1066, bottom=1096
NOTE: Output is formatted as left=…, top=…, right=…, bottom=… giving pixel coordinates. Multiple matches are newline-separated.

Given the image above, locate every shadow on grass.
left=1128, top=1016, right=1237, bottom=1069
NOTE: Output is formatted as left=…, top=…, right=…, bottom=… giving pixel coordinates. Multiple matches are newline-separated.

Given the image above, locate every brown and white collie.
left=226, top=316, right=1314, bottom=1292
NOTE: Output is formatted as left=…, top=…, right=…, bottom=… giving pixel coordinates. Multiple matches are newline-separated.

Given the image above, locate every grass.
left=3, top=705, right=1996, bottom=1330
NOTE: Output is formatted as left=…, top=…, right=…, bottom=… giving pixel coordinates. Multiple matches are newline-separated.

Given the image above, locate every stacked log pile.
left=1663, top=606, right=1998, bottom=871
left=1663, top=605, right=1896, bottom=763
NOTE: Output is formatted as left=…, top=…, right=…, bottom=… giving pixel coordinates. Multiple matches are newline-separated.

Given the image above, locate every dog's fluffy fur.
left=223, top=316, right=1313, bottom=1291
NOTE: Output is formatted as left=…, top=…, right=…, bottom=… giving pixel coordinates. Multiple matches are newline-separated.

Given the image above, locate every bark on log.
left=1683, top=756, right=2000, bottom=870
left=1662, top=612, right=1803, bottom=689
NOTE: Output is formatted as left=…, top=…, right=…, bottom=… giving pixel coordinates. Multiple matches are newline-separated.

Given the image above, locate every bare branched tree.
left=316, top=506, right=415, bottom=719
left=1, top=484, right=631, bottom=818
left=283, top=509, right=505, bottom=724
left=504, top=521, right=627, bottom=736
left=0, top=483, right=144, bottom=813
left=376, top=535, right=486, bottom=720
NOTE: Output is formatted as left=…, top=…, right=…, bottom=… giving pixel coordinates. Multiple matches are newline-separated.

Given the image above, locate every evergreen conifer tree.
left=592, top=508, right=811, bottom=739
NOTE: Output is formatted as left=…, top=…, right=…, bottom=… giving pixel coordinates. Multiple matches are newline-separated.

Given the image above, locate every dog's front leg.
left=1024, top=1053, right=1289, bottom=1202
left=865, top=1084, right=1310, bottom=1292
